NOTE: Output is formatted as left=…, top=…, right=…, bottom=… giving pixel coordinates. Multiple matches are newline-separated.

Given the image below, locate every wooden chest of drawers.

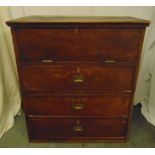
left=7, top=16, right=150, bottom=142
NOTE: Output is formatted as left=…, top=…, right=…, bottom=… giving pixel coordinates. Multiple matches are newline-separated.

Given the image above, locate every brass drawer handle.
left=73, top=125, right=84, bottom=132
left=72, top=103, right=85, bottom=110
left=73, top=74, right=85, bottom=83
left=104, top=60, right=117, bottom=63
left=41, top=59, right=53, bottom=63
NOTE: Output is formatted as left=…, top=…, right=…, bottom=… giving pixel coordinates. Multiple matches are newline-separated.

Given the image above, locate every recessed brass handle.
left=41, top=59, right=53, bottom=63
left=104, top=60, right=117, bottom=63
left=73, top=74, right=85, bottom=83
left=73, top=125, right=84, bottom=132
left=72, top=103, right=85, bottom=110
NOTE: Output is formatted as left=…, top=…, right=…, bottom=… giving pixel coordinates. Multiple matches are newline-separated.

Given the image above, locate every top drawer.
left=13, top=27, right=141, bottom=62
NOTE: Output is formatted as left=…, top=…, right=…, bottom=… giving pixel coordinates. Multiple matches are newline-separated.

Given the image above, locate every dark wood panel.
left=21, top=64, right=135, bottom=92
left=14, top=27, right=141, bottom=62
left=27, top=116, right=127, bottom=141
left=125, top=28, right=146, bottom=140
left=24, top=94, right=131, bottom=117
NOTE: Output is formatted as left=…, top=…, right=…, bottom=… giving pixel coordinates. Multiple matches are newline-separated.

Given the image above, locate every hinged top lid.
left=6, top=15, right=150, bottom=27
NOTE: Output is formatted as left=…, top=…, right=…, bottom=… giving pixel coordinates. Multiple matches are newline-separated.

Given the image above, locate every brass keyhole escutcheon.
left=73, top=65, right=85, bottom=83
left=73, top=120, right=84, bottom=132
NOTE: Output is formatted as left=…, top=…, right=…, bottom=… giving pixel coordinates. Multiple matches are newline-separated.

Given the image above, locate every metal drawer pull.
left=104, top=60, right=117, bottom=63
left=41, top=59, right=53, bottom=63
left=73, top=125, right=84, bottom=132
left=72, top=103, right=85, bottom=110
left=73, top=74, right=85, bottom=83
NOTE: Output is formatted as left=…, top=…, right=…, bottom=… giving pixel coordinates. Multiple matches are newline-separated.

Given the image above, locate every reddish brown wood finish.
left=126, top=28, right=146, bottom=140
left=14, top=27, right=141, bottom=62
left=21, top=64, right=135, bottom=92
left=7, top=16, right=150, bottom=143
left=24, top=94, right=130, bottom=117
left=27, top=116, right=127, bottom=141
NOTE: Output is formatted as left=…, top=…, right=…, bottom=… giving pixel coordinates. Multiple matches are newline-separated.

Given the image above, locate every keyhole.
left=76, top=120, right=80, bottom=125
left=74, top=27, right=78, bottom=34
left=76, top=67, right=80, bottom=74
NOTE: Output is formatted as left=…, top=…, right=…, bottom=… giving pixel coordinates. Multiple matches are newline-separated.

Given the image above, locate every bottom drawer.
left=26, top=116, right=127, bottom=142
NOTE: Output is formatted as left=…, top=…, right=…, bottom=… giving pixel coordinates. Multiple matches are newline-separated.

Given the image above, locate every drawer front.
left=27, top=117, right=127, bottom=140
left=15, top=27, right=141, bottom=62
left=24, top=95, right=131, bottom=117
left=22, top=64, right=135, bottom=93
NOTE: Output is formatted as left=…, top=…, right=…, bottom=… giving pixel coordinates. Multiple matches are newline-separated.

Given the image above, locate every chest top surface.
left=6, top=16, right=150, bottom=27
